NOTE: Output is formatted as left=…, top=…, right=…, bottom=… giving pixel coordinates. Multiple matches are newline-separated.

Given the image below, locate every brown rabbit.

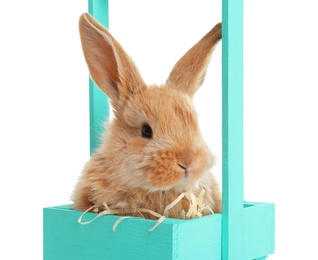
left=72, top=13, right=222, bottom=219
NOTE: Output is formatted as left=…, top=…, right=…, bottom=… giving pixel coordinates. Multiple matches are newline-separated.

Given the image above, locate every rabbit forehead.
left=124, top=86, right=199, bottom=130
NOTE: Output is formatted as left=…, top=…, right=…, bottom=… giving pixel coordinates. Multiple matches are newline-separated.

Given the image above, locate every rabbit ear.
left=165, top=23, right=222, bottom=97
left=79, top=13, right=145, bottom=109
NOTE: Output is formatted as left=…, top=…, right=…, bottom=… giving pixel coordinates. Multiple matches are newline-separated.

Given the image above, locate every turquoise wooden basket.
left=43, top=0, right=275, bottom=259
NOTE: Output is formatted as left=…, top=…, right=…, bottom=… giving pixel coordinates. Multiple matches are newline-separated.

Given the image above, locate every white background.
left=0, top=0, right=317, bottom=259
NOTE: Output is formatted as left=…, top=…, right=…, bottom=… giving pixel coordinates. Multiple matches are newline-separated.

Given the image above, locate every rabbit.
left=72, top=13, right=222, bottom=219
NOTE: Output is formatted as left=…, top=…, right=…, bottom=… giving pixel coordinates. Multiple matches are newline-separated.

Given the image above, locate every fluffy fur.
left=72, top=13, right=222, bottom=219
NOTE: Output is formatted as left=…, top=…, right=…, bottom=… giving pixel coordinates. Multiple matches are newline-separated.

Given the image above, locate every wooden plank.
left=43, top=205, right=222, bottom=259
left=221, top=0, right=244, bottom=259
left=243, top=202, right=275, bottom=259
left=88, top=0, right=110, bottom=154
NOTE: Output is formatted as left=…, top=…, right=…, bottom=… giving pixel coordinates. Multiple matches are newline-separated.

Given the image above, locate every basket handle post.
left=222, top=0, right=244, bottom=259
left=88, top=0, right=110, bottom=155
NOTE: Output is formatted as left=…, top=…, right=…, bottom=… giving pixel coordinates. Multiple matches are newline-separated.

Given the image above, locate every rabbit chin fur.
left=71, top=13, right=222, bottom=218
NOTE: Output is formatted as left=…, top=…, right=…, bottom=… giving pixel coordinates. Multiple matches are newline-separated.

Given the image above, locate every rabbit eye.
left=141, top=124, right=153, bottom=138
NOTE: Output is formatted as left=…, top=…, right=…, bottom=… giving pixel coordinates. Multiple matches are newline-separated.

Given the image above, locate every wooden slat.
left=43, top=205, right=222, bottom=259
left=243, top=202, right=275, bottom=259
left=221, top=0, right=244, bottom=259
left=88, top=0, right=110, bottom=154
